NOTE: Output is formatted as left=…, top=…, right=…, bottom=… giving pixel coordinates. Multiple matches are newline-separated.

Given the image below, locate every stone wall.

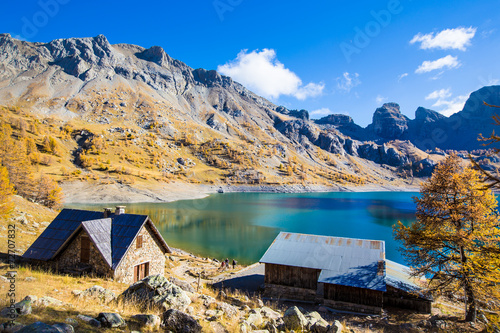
left=323, top=298, right=383, bottom=314
left=55, top=229, right=114, bottom=277
left=114, top=223, right=166, bottom=284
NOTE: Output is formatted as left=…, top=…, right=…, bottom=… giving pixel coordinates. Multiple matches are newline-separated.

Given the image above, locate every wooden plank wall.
left=384, top=286, right=432, bottom=313
left=324, top=283, right=383, bottom=307
left=265, top=263, right=320, bottom=290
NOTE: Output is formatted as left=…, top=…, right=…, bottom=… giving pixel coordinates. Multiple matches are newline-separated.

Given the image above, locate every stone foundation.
left=263, top=283, right=318, bottom=302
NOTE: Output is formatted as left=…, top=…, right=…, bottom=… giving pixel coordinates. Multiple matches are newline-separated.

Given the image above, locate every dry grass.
left=0, top=264, right=165, bottom=332
left=0, top=195, right=58, bottom=254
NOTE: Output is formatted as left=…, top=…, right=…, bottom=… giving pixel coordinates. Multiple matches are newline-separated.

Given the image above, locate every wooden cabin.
left=260, top=232, right=431, bottom=314
left=23, top=207, right=172, bottom=284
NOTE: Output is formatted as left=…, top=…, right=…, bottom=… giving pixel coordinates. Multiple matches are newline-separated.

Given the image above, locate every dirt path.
left=211, top=263, right=265, bottom=294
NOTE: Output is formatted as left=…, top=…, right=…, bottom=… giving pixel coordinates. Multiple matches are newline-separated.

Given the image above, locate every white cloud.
left=425, top=88, right=452, bottom=100
left=398, top=73, right=408, bottom=81
left=310, top=108, right=333, bottom=118
left=415, top=55, right=460, bottom=74
left=425, top=88, right=467, bottom=116
left=410, top=27, right=477, bottom=51
left=336, top=72, right=360, bottom=93
left=375, top=95, right=388, bottom=104
left=217, top=49, right=324, bottom=100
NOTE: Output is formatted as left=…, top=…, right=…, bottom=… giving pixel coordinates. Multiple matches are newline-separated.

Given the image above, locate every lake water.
left=66, top=191, right=418, bottom=265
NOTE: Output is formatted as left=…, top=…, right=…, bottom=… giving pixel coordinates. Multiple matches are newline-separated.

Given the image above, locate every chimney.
left=115, top=206, right=126, bottom=215
left=103, top=208, right=112, bottom=218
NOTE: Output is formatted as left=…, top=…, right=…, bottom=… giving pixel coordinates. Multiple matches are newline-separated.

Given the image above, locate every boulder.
left=1, top=300, right=32, bottom=318
left=283, top=306, right=308, bottom=330
left=170, top=277, right=196, bottom=293
left=78, top=285, right=116, bottom=303
left=0, top=321, right=24, bottom=333
left=162, top=309, right=202, bottom=333
left=38, top=297, right=64, bottom=307
left=16, top=322, right=53, bottom=333
left=260, top=306, right=281, bottom=320
left=305, top=311, right=328, bottom=328
left=16, top=321, right=74, bottom=333
left=96, top=312, right=126, bottom=328
left=311, top=320, right=329, bottom=333
left=216, top=301, right=239, bottom=319
left=76, top=314, right=101, bottom=328
left=132, top=314, right=160, bottom=328
left=327, top=320, right=344, bottom=333
left=51, top=323, right=74, bottom=333
left=246, top=310, right=263, bottom=327
left=23, top=296, right=37, bottom=304
left=200, top=294, right=216, bottom=308
left=120, top=274, right=191, bottom=311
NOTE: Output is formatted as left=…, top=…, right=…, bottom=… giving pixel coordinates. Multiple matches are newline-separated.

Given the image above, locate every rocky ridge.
left=0, top=33, right=498, bottom=189
left=0, top=33, right=448, bottom=183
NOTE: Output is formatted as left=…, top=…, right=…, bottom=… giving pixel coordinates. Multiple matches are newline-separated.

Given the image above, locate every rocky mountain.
left=0, top=33, right=495, bottom=189
left=318, top=87, right=500, bottom=151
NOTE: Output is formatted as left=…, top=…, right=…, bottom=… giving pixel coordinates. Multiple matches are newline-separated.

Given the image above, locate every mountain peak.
left=414, top=107, right=445, bottom=122
left=368, top=103, right=409, bottom=139
left=136, top=45, right=171, bottom=67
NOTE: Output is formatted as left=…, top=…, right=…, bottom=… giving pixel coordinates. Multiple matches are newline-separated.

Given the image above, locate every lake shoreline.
left=61, top=180, right=421, bottom=204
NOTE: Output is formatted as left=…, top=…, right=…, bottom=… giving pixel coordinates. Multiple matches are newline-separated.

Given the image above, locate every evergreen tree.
left=394, top=154, right=500, bottom=322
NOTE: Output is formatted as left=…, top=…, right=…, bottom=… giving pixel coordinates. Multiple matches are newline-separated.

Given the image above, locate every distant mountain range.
left=314, top=86, right=500, bottom=151
left=0, top=33, right=498, bottom=186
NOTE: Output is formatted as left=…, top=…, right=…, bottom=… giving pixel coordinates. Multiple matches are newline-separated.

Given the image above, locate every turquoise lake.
left=66, top=191, right=418, bottom=265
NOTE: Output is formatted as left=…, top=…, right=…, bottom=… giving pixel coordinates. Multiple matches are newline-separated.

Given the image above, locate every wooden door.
left=81, top=236, right=90, bottom=264
left=134, top=262, right=150, bottom=282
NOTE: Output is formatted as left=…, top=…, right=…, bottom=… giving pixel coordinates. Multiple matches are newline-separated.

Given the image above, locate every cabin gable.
left=55, top=229, right=114, bottom=277
left=114, top=223, right=166, bottom=284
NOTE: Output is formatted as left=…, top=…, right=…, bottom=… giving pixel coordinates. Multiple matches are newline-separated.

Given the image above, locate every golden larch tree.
left=394, top=154, right=500, bottom=322
left=0, top=164, right=14, bottom=216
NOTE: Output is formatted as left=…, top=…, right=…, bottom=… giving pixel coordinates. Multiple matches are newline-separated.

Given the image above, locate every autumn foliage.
left=0, top=123, right=63, bottom=209
left=394, top=154, right=500, bottom=322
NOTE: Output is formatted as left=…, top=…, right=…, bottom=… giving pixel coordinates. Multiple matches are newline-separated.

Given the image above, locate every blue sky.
left=1, top=0, right=499, bottom=126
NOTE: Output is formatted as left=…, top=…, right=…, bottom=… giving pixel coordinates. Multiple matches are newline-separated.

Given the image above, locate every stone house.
left=260, top=232, right=432, bottom=314
left=23, top=207, right=171, bottom=284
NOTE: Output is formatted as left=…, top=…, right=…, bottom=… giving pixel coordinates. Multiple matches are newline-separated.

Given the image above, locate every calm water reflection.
left=66, top=191, right=417, bottom=265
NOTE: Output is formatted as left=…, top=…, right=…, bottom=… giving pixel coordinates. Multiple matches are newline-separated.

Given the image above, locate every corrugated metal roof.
left=23, top=209, right=104, bottom=260
left=82, top=218, right=112, bottom=267
left=386, top=259, right=432, bottom=300
left=260, top=232, right=386, bottom=291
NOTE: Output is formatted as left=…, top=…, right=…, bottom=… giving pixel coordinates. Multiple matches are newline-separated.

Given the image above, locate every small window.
left=136, top=235, right=143, bottom=249
left=81, top=236, right=90, bottom=264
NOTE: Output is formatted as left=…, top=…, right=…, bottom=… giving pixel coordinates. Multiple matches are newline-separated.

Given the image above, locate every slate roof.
left=23, top=208, right=171, bottom=270
left=259, top=232, right=386, bottom=291
left=23, top=209, right=104, bottom=261
left=81, top=218, right=112, bottom=267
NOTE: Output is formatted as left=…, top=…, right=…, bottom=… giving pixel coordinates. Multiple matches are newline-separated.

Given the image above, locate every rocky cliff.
left=0, top=33, right=493, bottom=188
left=330, top=87, right=500, bottom=151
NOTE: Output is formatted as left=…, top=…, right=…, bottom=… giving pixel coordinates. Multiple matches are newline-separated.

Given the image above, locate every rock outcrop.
left=162, top=309, right=202, bottom=333
left=367, top=103, right=409, bottom=140
left=120, top=274, right=191, bottom=311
